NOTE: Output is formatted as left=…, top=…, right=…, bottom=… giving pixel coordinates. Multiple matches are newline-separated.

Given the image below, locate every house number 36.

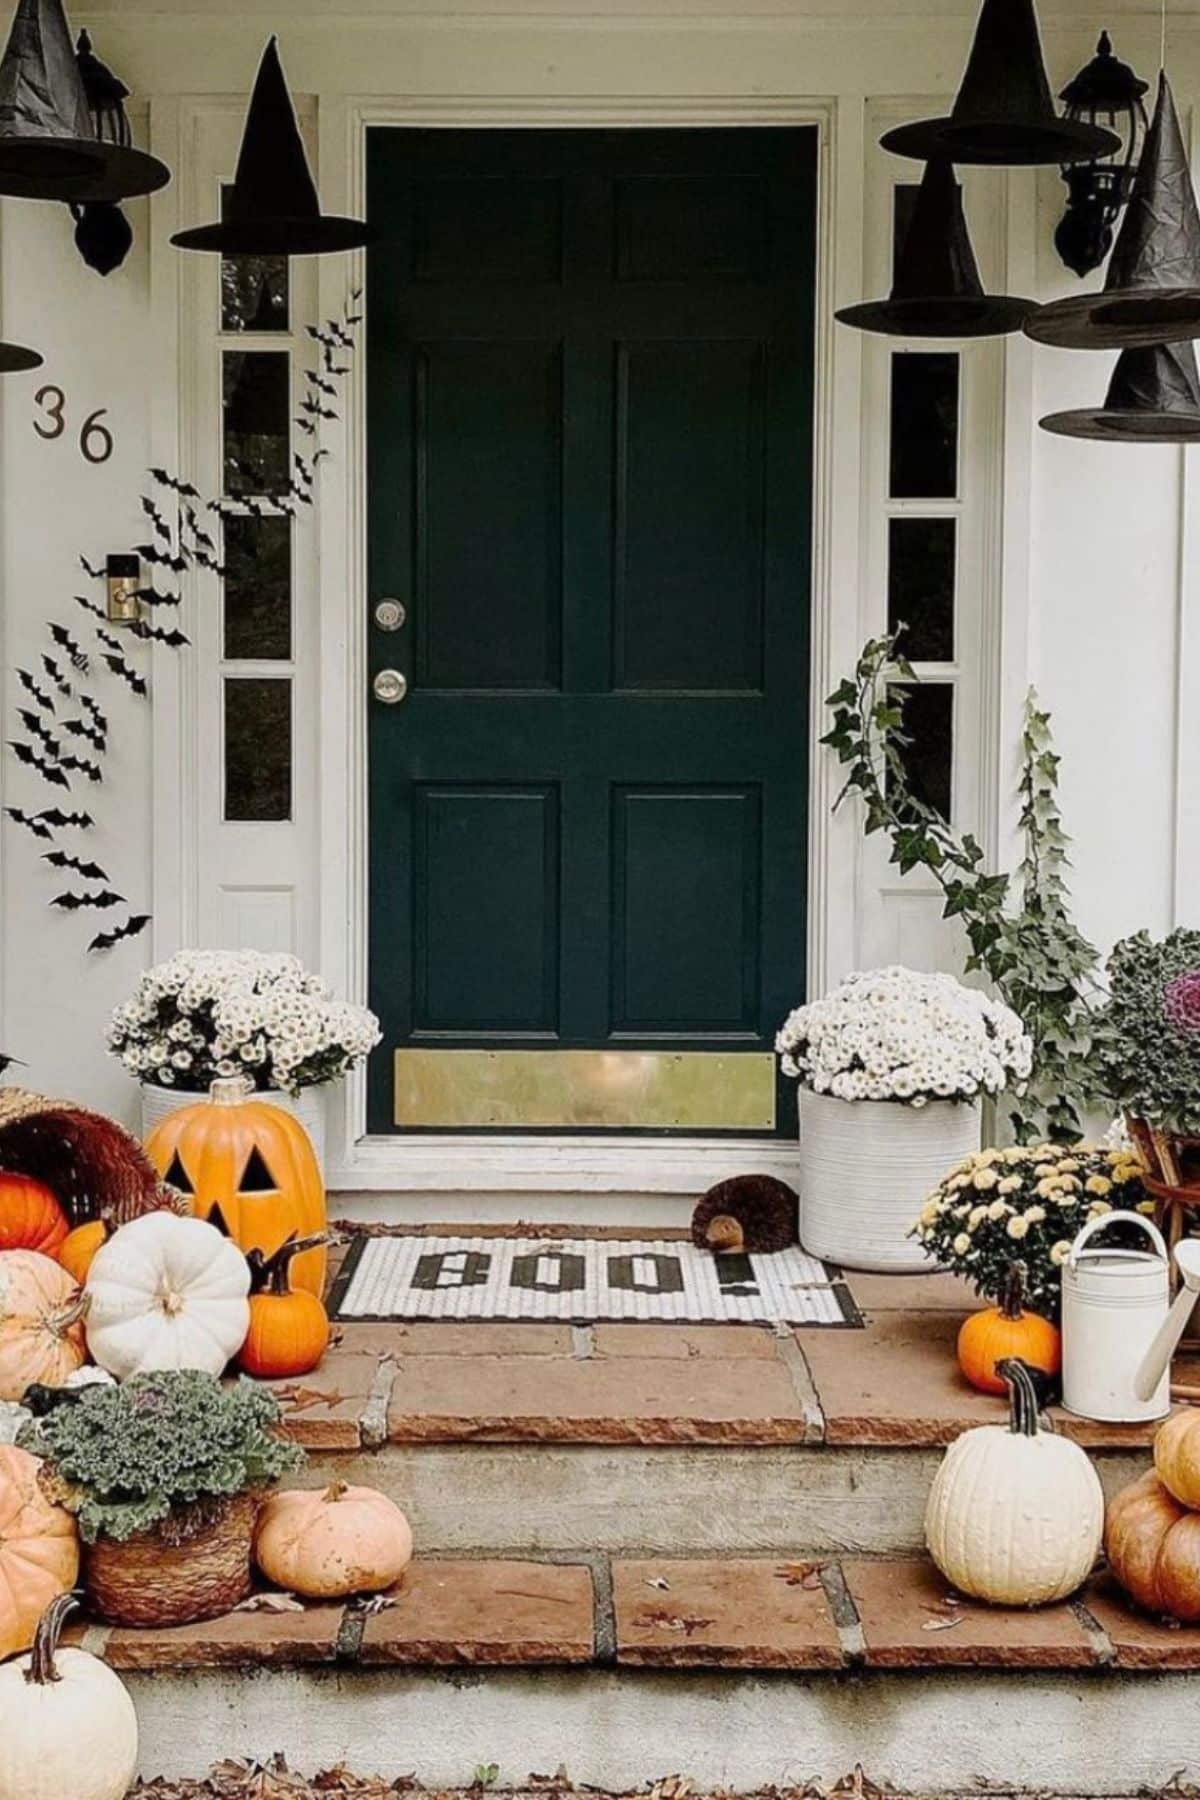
left=32, top=386, right=114, bottom=465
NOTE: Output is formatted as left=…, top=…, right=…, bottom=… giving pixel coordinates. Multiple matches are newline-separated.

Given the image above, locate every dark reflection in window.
left=223, top=350, right=289, bottom=497
left=220, top=183, right=288, bottom=331
left=889, top=352, right=959, bottom=500
left=887, top=517, right=956, bottom=662
left=224, top=677, right=292, bottom=821
left=888, top=681, right=953, bottom=821
left=223, top=515, right=292, bottom=661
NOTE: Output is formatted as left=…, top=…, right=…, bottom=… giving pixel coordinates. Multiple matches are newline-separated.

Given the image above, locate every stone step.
left=90, top=1554, right=1200, bottom=1793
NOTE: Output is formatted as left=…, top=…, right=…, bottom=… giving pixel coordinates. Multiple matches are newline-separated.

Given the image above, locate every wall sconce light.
left=105, top=554, right=141, bottom=626
left=1056, top=32, right=1149, bottom=277
left=70, top=30, right=137, bottom=276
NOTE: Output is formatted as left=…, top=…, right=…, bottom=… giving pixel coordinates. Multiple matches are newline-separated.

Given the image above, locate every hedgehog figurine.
left=690, top=1174, right=799, bottom=1256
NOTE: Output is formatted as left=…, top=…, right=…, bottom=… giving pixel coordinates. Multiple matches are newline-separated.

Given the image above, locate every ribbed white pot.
left=139, top=1081, right=327, bottom=1173
left=798, top=1088, right=982, bottom=1273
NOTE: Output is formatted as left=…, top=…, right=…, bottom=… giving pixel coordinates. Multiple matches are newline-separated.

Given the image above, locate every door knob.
left=372, top=668, right=408, bottom=705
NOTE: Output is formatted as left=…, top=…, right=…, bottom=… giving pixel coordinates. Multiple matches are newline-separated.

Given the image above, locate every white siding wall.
left=0, top=0, right=1195, bottom=1130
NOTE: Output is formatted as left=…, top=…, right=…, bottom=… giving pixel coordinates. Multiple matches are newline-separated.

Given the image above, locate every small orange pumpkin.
left=145, top=1077, right=326, bottom=1296
left=0, top=1174, right=68, bottom=1258
left=957, top=1261, right=1061, bottom=1396
left=56, top=1218, right=112, bottom=1288
left=239, top=1235, right=330, bottom=1380
left=1153, top=1407, right=1200, bottom=1510
left=0, top=1252, right=89, bottom=1402
left=0, top=1445, right=80, bottom=1659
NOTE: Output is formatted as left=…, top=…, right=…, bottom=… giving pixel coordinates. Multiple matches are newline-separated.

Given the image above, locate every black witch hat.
left=0, top=337, right=41, bottom=373
left=0, top=0, right=168, bottom=202
left=1040, top=340, right=1200, bottom=442
left=1027, top=74, right=1200, bottom=351
left=837, top=159, right=1034, bottom=337
left=172, top=38, right=373, bottom=256
left=881, top=0, right=1119, bottom=166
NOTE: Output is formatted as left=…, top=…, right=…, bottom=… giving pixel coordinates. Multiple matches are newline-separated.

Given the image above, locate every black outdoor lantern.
left=69, top=30, right=135, bottom=275
left=1055, top=32, right=1150, bottom=278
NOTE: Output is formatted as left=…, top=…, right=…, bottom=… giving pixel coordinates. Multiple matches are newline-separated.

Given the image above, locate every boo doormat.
left=330, top=1235, right=862, bottom=1328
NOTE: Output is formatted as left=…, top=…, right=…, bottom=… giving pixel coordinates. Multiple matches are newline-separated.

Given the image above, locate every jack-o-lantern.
left=144, top=1079, right=326, bottom=1296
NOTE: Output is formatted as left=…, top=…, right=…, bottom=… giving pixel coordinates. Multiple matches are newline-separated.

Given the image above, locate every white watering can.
left=1061, top=1211, right=1172, bottom=1422
left=1134, top=1237, right=1200, bottom=1403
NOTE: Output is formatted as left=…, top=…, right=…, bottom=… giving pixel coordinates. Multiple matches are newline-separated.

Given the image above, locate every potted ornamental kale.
left=1099, top=929, right=1200, bottom=1214
left=19, top=1369, right=303, bottom=1628
left=777, top=966, right=1032, bottom=1271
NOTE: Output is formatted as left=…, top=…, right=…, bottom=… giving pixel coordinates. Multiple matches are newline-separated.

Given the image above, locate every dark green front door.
left=367, top=127, right=815, bottom=1135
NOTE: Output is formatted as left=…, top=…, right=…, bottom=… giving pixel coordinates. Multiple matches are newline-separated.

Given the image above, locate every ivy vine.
left=821, top=630, right=1110, bottom=1142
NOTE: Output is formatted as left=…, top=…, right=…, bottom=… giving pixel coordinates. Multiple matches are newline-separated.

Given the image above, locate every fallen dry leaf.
left=636, top=1608, right=714, bottom=1637
left=233, top=1592, right=306, bottom=1615
left=774, top=1562, right=824, bottom=1590
left=274, top=1384, right=347, bottom=1415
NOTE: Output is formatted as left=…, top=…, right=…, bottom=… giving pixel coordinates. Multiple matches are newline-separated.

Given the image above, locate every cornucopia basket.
left=0, top=1086, right=180, bottom=1227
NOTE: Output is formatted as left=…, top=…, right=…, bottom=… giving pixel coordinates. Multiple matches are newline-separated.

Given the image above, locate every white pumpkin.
left=0, top=1595, right=138, bottom=1800
left=85, top=1212, right=250, bottom=1380
left=925, top=1356, right=1103, bottom=1606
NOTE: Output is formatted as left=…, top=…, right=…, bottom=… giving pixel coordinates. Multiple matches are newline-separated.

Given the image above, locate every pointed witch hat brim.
left=172, top=38, right=374, bottom=256
left=1040, top=340, right=1200, bottom=441
left=881, top=0, right=1119, bottom=166
left=1028, top=73, right=1200, bottom=350
left=0, top=338, right=42, bottom=372
left=837, top=159, right=1036, bottom=337
left=0, top=0, right=168, bottom=202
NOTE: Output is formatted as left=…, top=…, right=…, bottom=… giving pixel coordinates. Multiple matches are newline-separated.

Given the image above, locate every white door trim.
left=314, top=95, right=854, bottom=1196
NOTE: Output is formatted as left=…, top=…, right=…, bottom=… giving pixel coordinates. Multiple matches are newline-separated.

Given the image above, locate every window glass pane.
left=223, top=515, right=292, bottom=660
left=224, top=677, right=292, bottom=821
left=223, top=350, right=290, bottom=497
left=888, top=680, right=953, bottom=821
left=220, top=183, right=288, bottom=331
left=887, top=517, right=956, bottom=661
left=889, top=352, right=959, bottom=499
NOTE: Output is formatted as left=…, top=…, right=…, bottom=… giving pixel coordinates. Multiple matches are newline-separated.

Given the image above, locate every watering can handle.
left=1066, top=1209, right=1168, bottom=1269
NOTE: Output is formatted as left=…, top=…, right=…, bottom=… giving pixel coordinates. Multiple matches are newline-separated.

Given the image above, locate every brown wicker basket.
left=83, top=1491, right=259, bottom=1627
left=0, top=1086, right=178, bottom=1228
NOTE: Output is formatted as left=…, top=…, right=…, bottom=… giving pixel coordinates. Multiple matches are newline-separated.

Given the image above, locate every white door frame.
left=311, top=93, right=863, bottom=1198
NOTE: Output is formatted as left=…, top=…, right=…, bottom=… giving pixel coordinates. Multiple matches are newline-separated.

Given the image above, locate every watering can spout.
left=1135, top=1239, right=1200, bottom=1402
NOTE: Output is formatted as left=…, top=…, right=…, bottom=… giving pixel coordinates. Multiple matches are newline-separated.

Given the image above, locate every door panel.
left=367, top=127, right=816, bottom=1135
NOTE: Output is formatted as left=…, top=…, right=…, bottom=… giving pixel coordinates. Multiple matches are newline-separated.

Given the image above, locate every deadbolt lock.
left=374, top=598, right=407, bottom=632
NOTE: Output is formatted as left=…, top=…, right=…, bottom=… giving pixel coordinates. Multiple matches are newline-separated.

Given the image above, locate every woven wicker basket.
left=0, top=1086, right=178, bottom=1228
left=83, top=1491, right=259, bottom=1627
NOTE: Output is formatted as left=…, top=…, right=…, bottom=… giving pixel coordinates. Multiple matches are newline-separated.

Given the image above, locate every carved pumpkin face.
left=144, top=1082, right=326, bottom=1297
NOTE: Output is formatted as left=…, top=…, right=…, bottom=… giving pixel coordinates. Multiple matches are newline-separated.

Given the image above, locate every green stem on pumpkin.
left=997, top=1357, right=1041, bottom=1438
left=25, top=1593, right=77, bottom=1686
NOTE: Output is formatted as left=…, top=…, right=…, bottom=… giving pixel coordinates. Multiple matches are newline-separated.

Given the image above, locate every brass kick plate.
left=394, top=1048, right=777, bottom=1131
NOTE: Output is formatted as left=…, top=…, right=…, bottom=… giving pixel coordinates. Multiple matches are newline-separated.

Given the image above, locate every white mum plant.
left=108, top=949, right=381, bottom=1095
left=776, top=965, right=1032, bottom=1108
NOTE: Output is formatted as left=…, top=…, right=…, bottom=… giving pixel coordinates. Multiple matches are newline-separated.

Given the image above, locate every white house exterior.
left=0, top=0, right=1194, bottom=1212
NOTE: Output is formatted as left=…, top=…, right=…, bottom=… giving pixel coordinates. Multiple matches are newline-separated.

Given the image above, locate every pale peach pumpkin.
left=0, top=1252, right=88, bottom=1402
left=255, top=1482, right=413, bottom=1598
left=145, top=1079, right=326, bottom=1297
left=0, top=1445, right=80, bottom=1659
left=1105, top=1469, right=1200, bottom=1621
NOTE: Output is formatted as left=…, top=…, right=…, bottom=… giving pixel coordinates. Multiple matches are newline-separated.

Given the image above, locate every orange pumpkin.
left=239, top=1235, right=330, bottom=1380
left=1105, top=1468, right=1200, bottom=1621
left=1153, top=1407, right=1200, bottom=1510
left=56, top=1218, right=111, bottom=1288
left=145, top=1078, right=326, bottom=1297
left=0, top=1444, right=79, bottom=1658
left=957, top=1261, right=1061, bottom=1396
left=0, top=1175, right=68, bottom=1258
left=0, top=1252, right=89, bottom=1402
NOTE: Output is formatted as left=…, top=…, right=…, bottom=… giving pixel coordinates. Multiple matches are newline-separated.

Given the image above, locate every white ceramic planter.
left=139, top=1081, right=327, bottom=1173
left=798, top=1088, right=982, bottom=1273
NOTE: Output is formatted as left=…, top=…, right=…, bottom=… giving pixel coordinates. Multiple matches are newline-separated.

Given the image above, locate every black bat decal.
left=41, top=656, right=73, bottom=698
left=52, top=887, right=124, bottom=911
left=305, top=372, right=339, bottom=398
left=63, top=717, right=106, bottom=752
left=57, top=752, right=102, bottom=784
left=17, top=711, right=61, bottom=757
left=10, top=742, right=69, bottom=787
left=184, top=508, right=217, bottom=554
left=80, top=694, right=109, bottom=736
left=140, top=495, right=173, bottom=542
left=101, top=652, right=148, bottom=698
left=89, top=913, right=151, bottom=953
left=79, top=555, right=105, bottom=580
left=149, top=469, right=200, bottom=499
left=133, top=543, right=188, bottom=573
left=134, top=585, right=182, bottom=609
left=0, top=1052, right=25, bottom=1076
left=43, top=850, right=109, bottom=881
left=6, top=807, right=93, bottom=837
left=16, top=669, right=54, bottom=713
left=74, top=592, right=108, bottom=622
left=128, top=619, right=190, bottom=649
left=48, top=624, right=88, bottom=672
